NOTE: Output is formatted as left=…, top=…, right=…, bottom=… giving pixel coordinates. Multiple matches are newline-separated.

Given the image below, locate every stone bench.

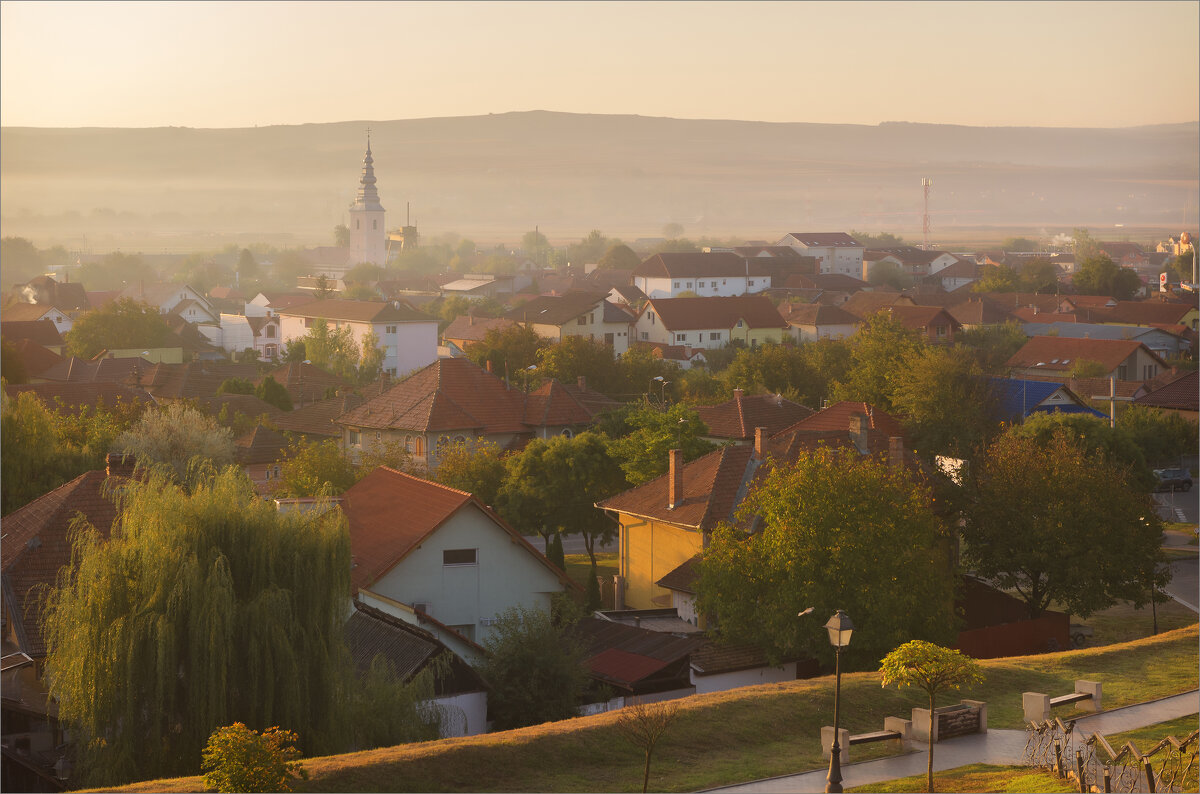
left=823, top=717, right=912, bottom=762
left=1024, top=680, right=1102, bottom=723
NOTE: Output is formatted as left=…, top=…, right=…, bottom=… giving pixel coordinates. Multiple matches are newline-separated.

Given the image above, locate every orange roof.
left=341, top=467, right=572, bottom=594
left=275, top=298, right=435, bottom=324
left=524, top=379, right=595, bottom=427
left=696, top=391, right=815, bottom=440
left=643, top=296, right=787, bottom=331
left=884, top=305, right=962, bottom=331
left=1133, top=370, right=1198, bottom=412
left=1006, top=336, right=1165, bottom=373
left=778, top=401, right=905, bottom=438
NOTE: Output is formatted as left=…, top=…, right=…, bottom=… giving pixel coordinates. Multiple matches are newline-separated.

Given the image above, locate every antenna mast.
left=921, top=178, right=932, bottom=250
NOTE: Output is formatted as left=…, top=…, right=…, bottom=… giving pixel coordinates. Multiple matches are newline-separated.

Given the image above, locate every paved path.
left=705, top=691, right=1200, bottom=793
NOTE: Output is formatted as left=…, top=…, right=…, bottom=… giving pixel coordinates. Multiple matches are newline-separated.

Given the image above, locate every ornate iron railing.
left=1025, top=718, right=1198, bottom=793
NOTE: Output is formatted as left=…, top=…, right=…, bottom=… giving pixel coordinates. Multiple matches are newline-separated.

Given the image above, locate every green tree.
left=566, top=230, right=610, bottom=264
left=41, top=467, right=352, bottom=786
left=1, top=236, right=44, bottom=285
left=277, top=438, right=358, bottom=496
left=77, top=251, right=156, bottom=292
left=465, top=324, right=550, bottom=380
left=1170, top=251, right=1194, bottom=284
left=314, top=275, right=335, bottom=299
left=64, top=298, right=176, bottom=359
left=890, top=346, right=999, bottom=460
left=349, top=656, right=443, bottom=751
left=114, top=402, right=235, bottom=484
left=434, top=440, right=506, bottom=507
left=879, top=642, right=984, bottom=793
left=1019, top=258, right=1060, bottom=293
left=474, top=603, right=588, bottom=730
left=597, top=243, right=641, bottom=270
left=1118, top=405, right=1198, bottom=467
left=236, top=248, right=259, bottom=281
left=201, top=723, right=307, bottom=793
left=829, top=311, right=925, bottom=412
left=867, top=260, right=914, bottom=291
left=604, top=403, right=715, bottom=487
left=1006, top=411, right=1152, bottom=491
left=300, top=318, right=360, bottom=379
left=255, top=375, right=294, bottom=411
left=1001, top=237, right=1039, bottom=252
left=547, top=531, right=566, bottom=572
left=696, top=448, right=956, bottom=668
left=662, top=222, right=685, bottom=239
left=358, top=328, right=386, bottom=385
left=972, top=264, right=1022, bottom=293
left=1073, top=254, right=1142, bottom=300
left=719, top=342, right=820, bottom=407
left=960, top=430, right=1163, bottom=619
left=334, top=224, right=350, bottom=247
left=1071, top=227, right=1101, bottom=261
left=342, top=283, right=379, bottom=301
left=848, top=230, right=905, bottom=248
left=612, top=344, right=678, bottom=402
left=536, top=335, right=621, bottom=396
left=957, top=322, right=1028, bottom=373
left=217, top=377, right=256, bottom=396
left=235, top=347, right=262, bottom=365
left=1, top=338, right=28, bottom=383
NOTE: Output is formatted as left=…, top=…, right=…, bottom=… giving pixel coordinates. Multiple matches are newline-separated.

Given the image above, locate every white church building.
left=349, top=135, right=388, bottom=266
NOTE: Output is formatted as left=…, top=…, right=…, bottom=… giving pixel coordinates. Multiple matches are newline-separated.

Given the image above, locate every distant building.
left=348, top=135, right=387, bottom=266
left=776, top=232, right=865, bottom=278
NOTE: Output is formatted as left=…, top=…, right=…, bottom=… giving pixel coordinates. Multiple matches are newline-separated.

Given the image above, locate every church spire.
left=354, top=130, right=383, bottom=211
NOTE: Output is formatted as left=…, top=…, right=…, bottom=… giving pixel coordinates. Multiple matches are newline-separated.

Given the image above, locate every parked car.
left=1153, top=468, right=1193, bottom=492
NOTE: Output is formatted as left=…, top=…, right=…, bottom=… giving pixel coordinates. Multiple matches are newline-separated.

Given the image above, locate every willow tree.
left=41, top=466, right=353, bottom=787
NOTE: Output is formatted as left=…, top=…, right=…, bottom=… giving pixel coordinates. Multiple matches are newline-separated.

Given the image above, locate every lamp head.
left=824, top=610, right=854, bottom=648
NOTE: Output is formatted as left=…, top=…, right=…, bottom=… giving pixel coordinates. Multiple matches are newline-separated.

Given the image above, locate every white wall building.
left=348, top=136, right=387, bottom=267
left=276, top=298, right=438, bottom=377
left=632, top=252, right=771, bottom=299
left=777, top=232, right=864, bottom=277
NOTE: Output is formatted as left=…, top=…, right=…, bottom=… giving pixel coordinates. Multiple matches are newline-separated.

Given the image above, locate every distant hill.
left=2, top=111, right=1197, bottom=246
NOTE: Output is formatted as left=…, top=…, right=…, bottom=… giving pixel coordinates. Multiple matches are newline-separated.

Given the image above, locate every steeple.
left=354, top=131, right=384, bottom=212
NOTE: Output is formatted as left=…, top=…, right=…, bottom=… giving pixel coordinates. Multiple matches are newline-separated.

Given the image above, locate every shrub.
left=200, top=723, right=307, bottom=793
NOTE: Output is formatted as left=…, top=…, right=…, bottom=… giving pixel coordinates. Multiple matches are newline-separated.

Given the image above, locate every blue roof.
left=987, top=377, right=1106, bottom=422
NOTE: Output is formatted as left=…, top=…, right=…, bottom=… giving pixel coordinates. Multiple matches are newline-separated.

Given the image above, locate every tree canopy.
left=603, top=403, right=715, bottom=487
left=879, top=642, right=984, bottom=793
left=829, top=311, right=925, bottom=413
left=65, top=298, right=176, bottom=359
left=41, top=467, right=353, bottom=786
left=113, top=402, right=235, bottom=484
left=1073, top=254, right=1142, bottom=300
left=434, top=440, right=507, bottom=508
left=960, top=430, right=1163, bottom=619
left=598, top=243, right=642, bottom=271
left=889, top=346, right=999, bottom=460
left=696, top=448, right=956, bottom=669
left=465, top=324, right=550, bottom=379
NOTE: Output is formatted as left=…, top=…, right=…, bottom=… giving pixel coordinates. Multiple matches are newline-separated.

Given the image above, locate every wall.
left=370, top=502, right=565, bottom=646
left=620, top=516, right=704, bottom=610
left=955, top=611, right=1070, bottom=659
left=791, top=322, right=859, bottom=343
left=219, top=313, right=255, bottom=353
left=431, top=691, right=488, bottom=737
left=691, top=662, right=798, bottom=695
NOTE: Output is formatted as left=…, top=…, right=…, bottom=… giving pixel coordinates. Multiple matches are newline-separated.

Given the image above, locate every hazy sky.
left=3, top=1, right=1197, bottom=129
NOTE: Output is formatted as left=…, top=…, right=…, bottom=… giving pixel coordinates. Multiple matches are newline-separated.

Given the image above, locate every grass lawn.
left=564, top=553, right=618, bottom=607
left=1069, top=599, right=1197, bottom=647
left=847, top=763, right=1076, bottom=793
left=108, top=625, right=1199, bottom=794
left=1097, top=715, right=1200, bottom=754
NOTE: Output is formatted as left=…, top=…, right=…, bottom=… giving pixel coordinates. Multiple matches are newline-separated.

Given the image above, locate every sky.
left=2, top=1, right=1198, bottom=129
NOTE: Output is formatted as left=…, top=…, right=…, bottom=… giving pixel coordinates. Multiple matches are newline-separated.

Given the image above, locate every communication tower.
left=921, top=178, right=932, bottom=250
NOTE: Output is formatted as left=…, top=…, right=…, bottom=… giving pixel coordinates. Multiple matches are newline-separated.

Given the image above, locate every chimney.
left=485, top=359, right=493, bottom=373
left=733, top=388, right=744, bottom=401
left=469, top=313, right=475, bottom=326
left=106, top=452, right=135, bottom=479
left=754, top=426, right=766, bottom=456
left=849, top=413, right=870, bottom=454
left=668, top=448, right=684, bottom=509
left=889, top=437, right=905, bottom=471
left=577, top=374, right=587, bottom=392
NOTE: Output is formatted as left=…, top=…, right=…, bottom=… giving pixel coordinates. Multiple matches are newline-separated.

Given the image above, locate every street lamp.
left=824, top=610, right=854, bottom=794
left=651, top=375, right=669, bottom=406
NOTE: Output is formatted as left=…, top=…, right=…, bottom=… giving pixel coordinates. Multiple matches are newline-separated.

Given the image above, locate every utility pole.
left=921, top=178, right=932, bottom=251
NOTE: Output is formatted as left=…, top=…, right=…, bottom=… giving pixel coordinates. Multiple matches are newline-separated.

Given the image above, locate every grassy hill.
left=3, top=113, right=1196, bottom=249
left=105, top=624, right=1198, bottom=793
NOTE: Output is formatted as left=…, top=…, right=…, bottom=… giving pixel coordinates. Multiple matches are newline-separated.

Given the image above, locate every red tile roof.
left=785, top=273, right=869, bottom=291
left=4, top=381, right=154, bottom=413
left=777, top=401, right=905, bottom=439
left=884, top=305, right=962, bottom=332
left=524, top=379, right=596, bottom=427
left=262, top=361, right=351, bottom=406
left=1, top=470, right=121, bottom=657
left=634, top=252, right=770, bottom=279
left=1134, top=369, right=1198, bottom=412
left=234, top=425, right=290, bottom=465
left=1, top=319, right=64, bottom=348
left=1104, top=300, right=1194, bottom=326
left=1006, top=336, right=1164, bottom=374
left=841, top=291, right=908, bottom=319
left=696, top=391, right=815, bottom=440
left=442, top=315, right=518, bottom=345
left=502, top=291, right=611, bottom=326
left=644, top=296, right=787, bottom=331
left=781, top=303, right=861, bottom=327
left=7, top=338, right=63, bottom=376
left=273, top=393, right=364, bottom=438
left=341, top=467, right=570, bottom=593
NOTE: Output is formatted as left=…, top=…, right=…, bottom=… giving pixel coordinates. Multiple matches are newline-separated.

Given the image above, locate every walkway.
left=705, top=691, right=1199, bottom=793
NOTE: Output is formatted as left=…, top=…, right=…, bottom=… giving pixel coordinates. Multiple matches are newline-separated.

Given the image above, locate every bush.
left=200, top=723, right=307, bottom=793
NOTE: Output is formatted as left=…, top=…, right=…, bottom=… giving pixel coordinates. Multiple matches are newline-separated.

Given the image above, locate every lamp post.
left=651, top=375, right=669, bottom=407
left=824, top=610, right=854, bottom=794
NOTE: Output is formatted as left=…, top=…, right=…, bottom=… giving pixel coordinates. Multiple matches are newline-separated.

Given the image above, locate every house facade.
left=1006, top=337, right=1171, bottom=382
left=632, top=252, right=772, bottom=299
left=781, top=302, right=861, bottom=342
left=634, top=296, right=788, bottom=350
left=342, top=467, right=576, bottom=653
left=276, top=299, right=438, bottom=377
left=777, top=232, right=865, bottom=277
left=504, top=291, right=633, bottom=354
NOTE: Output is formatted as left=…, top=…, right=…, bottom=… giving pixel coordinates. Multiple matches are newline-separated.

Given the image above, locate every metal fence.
left=1024, top=718, right=1198, bottom=793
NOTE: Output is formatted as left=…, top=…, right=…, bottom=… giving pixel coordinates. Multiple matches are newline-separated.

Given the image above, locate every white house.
left=217, top=313, right=282, bottom=360
left=117, top=283, right=215, bottom=323
left=781, top=303, right=862, bottom=342
left=1, top=303, right=74, bottom=334
left=504, top=291, right=634, bottom=354
left=633, top=252, right=772, bottom=299
left=633, top=296, right=789, bottom=351
left=276, top=298, right=438, bottom=377
left=341, top=467, right=578, bottom=659
left=777, top=232, right=864, bottom=277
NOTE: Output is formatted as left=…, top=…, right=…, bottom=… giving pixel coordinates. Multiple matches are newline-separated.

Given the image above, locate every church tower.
left=348, top=133, right=387, bottom=266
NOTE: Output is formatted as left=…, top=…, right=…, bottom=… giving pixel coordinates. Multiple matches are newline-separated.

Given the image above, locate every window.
left=577, top=316, right=588, bottom=325
left=748, top=280, right=755, bottom=286
left=443, top=548, right=477, bottom=566
left=413, top=437, right=424, bottom=455
left=453, top=435, right=467, bottom=444
left=722, top=279, right=727, bottom=285
left=1117, top=365, right=1128, bottom=380
left=698, top=281, right=705, bottom=288
left=273, top=465, right=280, bottom=478
left=385, top=325, right=396, bottom=334
left=1144, top=364, right=1157, bottom=380
left=561, top=428, right=574, bottom=438
left=640, top=331, right=649, bottom=340
left=673, top=281, right=680, bottom=288
left=372, top=219, right=377, bottom=230
left=386, top=367, right=396, bottom=375
left=649, top=312, right=655, bottom=324
left=736, top=320, right=744, bottom=328
left=405, top=435, right=414, bottom=452
left=349, top=429, right=361, bottom=446
left=375, top=431, right=381, bottom=441
left=936, top=325, right=947, bottom=337
left=265, top=326, right=275, bottom=338
left=710, top=332, right=721, bottom=341
left=304, top=318, right=313, bottom=328
left=686, top=282, right=693, bottom=289
left=676, top=333, right=687, bottom=342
